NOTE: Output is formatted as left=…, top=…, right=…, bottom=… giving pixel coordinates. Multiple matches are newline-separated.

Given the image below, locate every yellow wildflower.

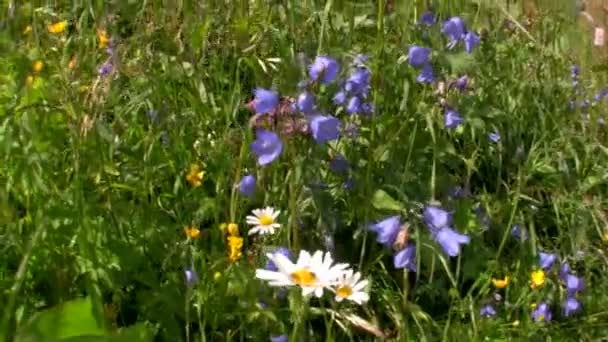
left=602, top=230, right=608, bottom=243
left=511, top=320, right=520, bottom=327
left=97, top=29, right=111, bottom=49
left=184, top=226, right=201, bottom=240
left=32, top=60, right=44, bottom=73
left=23, top=25, right=32, bottom=35
left=228, top=236, right=243, bottom=262
left=491, top=276, right=509, bottom=289
left=227, top=223, right=239, bottom=236
left=186, top=163, right=205, bottom=187
left=25, top=75, right=35, bottom=87
left=48, top=20, right=67, bottom=34
left=530, top=270, right=545, bottom=289
left=213, top=272, right=222, bottom=282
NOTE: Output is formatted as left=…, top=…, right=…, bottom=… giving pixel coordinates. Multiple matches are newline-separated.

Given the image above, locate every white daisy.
left=331, top=269, right=369, bottom=305
left=255, top=249, right=344, bottom=298
left=246, top=207, right=281, bottom=236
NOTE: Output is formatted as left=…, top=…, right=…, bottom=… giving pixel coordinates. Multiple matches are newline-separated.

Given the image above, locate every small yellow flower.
left=25, top=74, right=35, bottom=87
left=530, top=270, right=545, bottom=289
left=32, top=60, right=44, bottom=73
left=48, top=20, right=67, bottom=34
left=511, top=320, right=520, bottom=327
left=227, top=235, right=243, bottom=262
left=23, top=25, right=32, bottom=35
left=227, top=223, right=239, bottom=236
left=602, top=231, right=608, bottom=243
left=184, top=226, right=201, bottom=240
left=492, top=276, right=509, bottom=289
left=97, top=29, right=111, bottom=49
left=186, top=163, right=205, bottom=187
left=68, top=56, right=77, bottom=70
left=213, top=272, right=222, bottom=281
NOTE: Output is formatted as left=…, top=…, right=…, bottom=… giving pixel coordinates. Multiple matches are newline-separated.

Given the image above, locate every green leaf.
left=371, top=189, right=403, bottom=212
left=16, top=297, right=105, bottom=341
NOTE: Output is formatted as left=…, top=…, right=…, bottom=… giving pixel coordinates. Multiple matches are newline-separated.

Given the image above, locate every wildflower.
left=186, top=163, right=205, bottom=187
left=25, top=75, right=34, bottom=87
left=255, top=250, right=349, bottom=298
left=265, top=247, right=291, bottom=271
left=480, top=304, right=497, bottom=317
left=434, top=227, right=470, bottom=257
left=345, top=68, right=371, bottom=96
left=560, top=261, right=571, bottom=279
left=227, top=223, right=239, bottom=236
left=32, top=60, right=44, bottom=73
left=23, top=25, right=32, bottom=35
left=309, top=56, right=340, bottom=84
left=563, top=274, right=585, bottom=296
left=238, top=174, right=256, bottom=197
left=270, top=335, right=288, bottom=342
left=464, top=32, right=480, bottom=53
left=531, top=302, right=552, bottom=323
left=511, top=225, right=528, bottom=241
left=333, top=91, right=347, bottom=105
left=394, top=243, right=416, bottom=272
left=309, top=115, right=341, bottom=144
left=368, top=216, right=401, bottom=247
left=329, top=154, right=350, bottom=173
left=296, top=91, right=315, bottom=114
left=444, top=109, right=464, bottom=129
left=530, top=269, right=545, bottom=289
left=213, top=272, right=222, bottom=282
left=352, top=54, right=369, bottom=67
left=331, top=269, right=369, bottom=304
left=420, top=11, right=435, bottom=25
left=492, top=276, right=509, bottom=289
left=538, top=252, right=557, bottom=270
left=488, top=132, right=501, bottom=143
left=246, top=207, right=281, bottom=236
left=48, top=20, right=67, bottom=33
left=97, top=28, right=111, bottom=49
left=346, top=96, right=361, bottom=114
left=251, top=129, right=283, bottom=166
left=563, top=297, right=582, bottom=317
left=416, top=63, right=435, bottom=84
left=408, top=46, right=432, bottom=68
left=98, top=60, right=113, bottom=76
left=422, top=206, right=452, bottom=232
left=228, top=235, right=243, bottom=262
left=184, top=268, right=199, bottom=287
left=454, top=75, right=468, bottom=91
left=442, top=17, right=466, bottom=48
left=184, top=226, right=201, bottom=240
left=252, top=88, right=279, bottom=114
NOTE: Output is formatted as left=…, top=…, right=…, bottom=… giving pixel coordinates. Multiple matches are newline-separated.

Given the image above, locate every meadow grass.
left=1, top=0, right=608, bottom=341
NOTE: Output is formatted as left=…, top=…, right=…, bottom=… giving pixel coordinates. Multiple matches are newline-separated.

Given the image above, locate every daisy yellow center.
left=336, top=285, right=353, bottom=298
left=258, top=214, right=274, bottom=226
left=290, top=269, right=317, bottom=286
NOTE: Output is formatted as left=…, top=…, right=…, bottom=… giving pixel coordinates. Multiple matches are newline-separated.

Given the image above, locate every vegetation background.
left=1, top=0, right=608, bottom=341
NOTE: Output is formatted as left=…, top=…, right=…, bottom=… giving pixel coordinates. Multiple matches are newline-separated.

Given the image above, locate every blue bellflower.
left=416, top=63, right=435, bottom=83
left=532, top=302, right=552, bottom=323
left=434, top=227, right=471, bottom=257
left=251, top=129, right=283, bottom=166
left=309, top=56, right=340, bottom=84
left=329, top=154, right=350, bottom=173
left=270, top=335, right=288, bottom=342
left=253, top=88, right=279, bottom=114
left=480, top=304, right=497, bottom=317
left=346, top=96, right=361, bottom=114
left=538, top=252, right=558, bottom=270
left=297, top=91, right=315, bottom=114
left=488, top=132, right=501, bottom=143
left=368, top=216, right=401, bottom=247
left=564, top=274, right=585, bottom=296
left=511, top=225, right=528, bottom=241
left=464, top=32, right=480, bottom=53
left=394, top=244, right=416, bottom=271
left=309, top=115, right=341, bottom=144
left=423, top=206, right=453, bottom=233
left=563, top=297, right=582, bottom=317
left=265, top=247, right=291, bottom=271
left=185, top=268, right=199, bottom=287
left=445, top=110, right=464, bottom=129
left=420, top=11, right=435, bottom=25
left=238, top=174, right=256, bottom=197
left=408, top=46, right=432, bottom=68
left=442, top=17, right=466, bottom=48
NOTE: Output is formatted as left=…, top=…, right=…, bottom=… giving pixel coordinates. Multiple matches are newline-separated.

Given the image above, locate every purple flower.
left=464, top=32, right=480, bottom=53
left=238, top=174, right=256, bottom=197
left=333, top=91, right=347, bottom=105
left=423, top=206, right=452, bottom=232
left=343, top=177, right=355, bottom=190
left=488, top=132, right=501, bottom=143
left=442, top=17, right=466, bottom=48
left=511, top=225, right=528, bottom=241
left=560, top=262, right=571, bottom=280
left=297, top=91, right=315, bottom=114
left=361, top=102, right=374, bottom=116
left=329, top=154, right=349, bottom=173
left=420, top=11, right=435, bottom=25
left=98, top=61, right=113, bottom=76
left=253, top=88, right=279, bottom=114
left=563, top=297, right=582, bottom=317
left=571, top=65, right=580, bottom=78
left=416, top=63, right=435, bottom=83
left=394, top=244, right=416, bottom=271
left=353, top=54, right=369, bottom=67
left=344, top=122, right=359, bottom=138
left=345, top=68, right=371, bottom=95
left=265, top=247, right=291, bottom=271
left=368, top=216, right=401, bottom=247
left=434, top=227, right=470, bottom=257
left=448, top=186, right=469, bottom=199
left=564, top=274, right=585, bottom=295
left=454, top=75, right=468, bottom=91
left=538, top=252, right=558, bottom=270
left=408, top=46, right=432, bottom=68
left=270, top=335, right=288, bottom=342
left=309, top=115, right=341, bottom=144
left=309, top=56, right=340, bottom=84
left=251, top=129, right=283, bottom=166
left=184, top=268, right=199, bottom=287
left=445, top=109, right=464, bottom=129
left=480, top=304, right=497, bottom=317
left=346, top=96, right=361, bottom=114
left=532, top=302, right=552, bottom=323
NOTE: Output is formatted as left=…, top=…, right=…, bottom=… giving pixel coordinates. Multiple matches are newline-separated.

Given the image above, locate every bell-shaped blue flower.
left=253, top=88, right=279, bottom=114
left=309, top=114, right=341, bottom=144
left=394, top=244, right=416, bottom=272
left=368, top=216, right=401, bottom=247
left=238, top=174, right=256, bottom=197
left=309, top=56, right=339, bottom=84
left=434, top=227, right=470, bottom=257
left=251, top=129, right=283, bottom=166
